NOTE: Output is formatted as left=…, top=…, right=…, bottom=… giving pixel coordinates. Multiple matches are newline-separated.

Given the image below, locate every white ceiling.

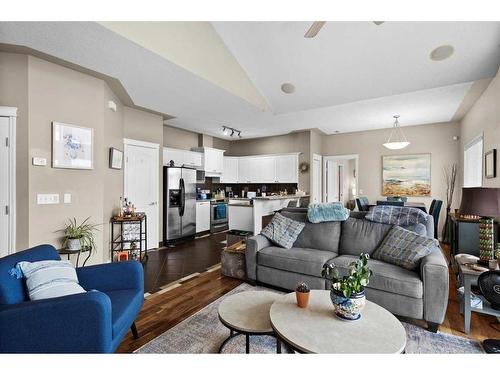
left=0, top=22, right=499, bottom=139
left=212, top=22, right=500, bottom=114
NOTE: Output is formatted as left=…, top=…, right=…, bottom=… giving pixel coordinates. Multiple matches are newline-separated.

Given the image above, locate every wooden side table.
left=456, top=257, right=500, bottom=334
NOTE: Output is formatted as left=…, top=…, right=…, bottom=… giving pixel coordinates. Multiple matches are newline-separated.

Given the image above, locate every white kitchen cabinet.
left=221, top=157, right=239, bottom=183
left=255, top=156, right=276, bottom=183
left=236, top=153, right=299, bottom=184
left=163, top=147, right=202, bottom=168
left=192, top=147, right=225, bottom=176
left=275, top=154, right=299, bottom=183
left=238, top=157, right=258, bottom=183
left=196, top=201, right=211, bottom=233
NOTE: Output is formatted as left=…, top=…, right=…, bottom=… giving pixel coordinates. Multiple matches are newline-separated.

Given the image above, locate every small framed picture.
left=485, top=149, right=497, bottom=178
left=52, top=122, right=93, bottom=169
left=109, top=147, right=123, bottom=169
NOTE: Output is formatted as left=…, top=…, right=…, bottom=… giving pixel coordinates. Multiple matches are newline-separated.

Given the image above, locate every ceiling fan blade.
left=304, top=21, right=326, bottom=38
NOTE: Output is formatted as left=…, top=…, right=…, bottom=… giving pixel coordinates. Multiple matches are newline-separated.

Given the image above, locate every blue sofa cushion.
left=104, top=289, right=144, bottom=339
left=0, top=245, right=61, bottom=305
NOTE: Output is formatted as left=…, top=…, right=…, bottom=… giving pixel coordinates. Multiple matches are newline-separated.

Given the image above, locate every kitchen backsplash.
left=197, top=177, right=298, bottom=197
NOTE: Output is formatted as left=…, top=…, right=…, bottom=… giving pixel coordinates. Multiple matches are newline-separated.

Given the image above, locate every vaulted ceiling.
left=0, top=21, right=499, bottom=139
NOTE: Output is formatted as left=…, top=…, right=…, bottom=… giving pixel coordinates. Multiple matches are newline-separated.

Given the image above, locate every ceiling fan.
left=304, top=21, right=385, bottom=38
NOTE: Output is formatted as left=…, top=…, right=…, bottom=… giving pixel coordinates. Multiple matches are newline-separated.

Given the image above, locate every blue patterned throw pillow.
left=261, top=213, right=306, bottom=249
left=365, top=206, right=428, bottom=226
left=372, top=226, right=438, bottom=271
left=13, top=260, right=86, bottom=301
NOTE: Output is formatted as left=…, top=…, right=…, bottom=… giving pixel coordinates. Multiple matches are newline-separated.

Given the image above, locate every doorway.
left=124, top=138, right=159, bottom=250
left=0, top=107, right=16, bottom=258
left=312, top=154, right=322, bottom=203
left=323, top=154, right=359, bottom=207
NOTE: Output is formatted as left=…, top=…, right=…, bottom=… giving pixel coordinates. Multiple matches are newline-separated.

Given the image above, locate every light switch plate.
left=37, top=194, right=60, bottom=205
left=32, top=157, right=47, bottom=166
left=63, top=193, right=71, bottom=204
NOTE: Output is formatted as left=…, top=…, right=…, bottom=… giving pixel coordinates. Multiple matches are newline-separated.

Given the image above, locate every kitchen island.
left=227, top=195, right=309, bottom=234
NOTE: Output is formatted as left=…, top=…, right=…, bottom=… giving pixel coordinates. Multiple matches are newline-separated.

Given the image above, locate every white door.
left=338, top=164, right=345, bottom=204
left=0, top=117, right=10, bottom=257
left=312, top=154, right=322, bottom=203
left=125, top=140, right=159, bottom=249
left=325, top=160, right=339, bottom=202
left=275, top=155, right=298, bottom=183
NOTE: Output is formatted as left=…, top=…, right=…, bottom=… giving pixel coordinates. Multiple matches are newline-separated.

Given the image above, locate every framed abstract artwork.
left=382, top=153, right=431, bottom=197
left=52, top=122, right=93, bottom=169
left=109, top=147, right=123, bottom=169
left=485, top=149, right=497, bottom=178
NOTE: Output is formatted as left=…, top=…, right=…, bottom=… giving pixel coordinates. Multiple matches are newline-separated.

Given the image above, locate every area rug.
left=135, top=283, right=484, bottom=354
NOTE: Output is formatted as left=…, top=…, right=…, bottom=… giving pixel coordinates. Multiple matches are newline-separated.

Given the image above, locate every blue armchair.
left=0, top=244, right=144, bottom=353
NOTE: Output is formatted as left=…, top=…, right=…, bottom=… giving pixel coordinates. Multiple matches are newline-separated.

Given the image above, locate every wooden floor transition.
left=118, top=245, right=500, bottom=353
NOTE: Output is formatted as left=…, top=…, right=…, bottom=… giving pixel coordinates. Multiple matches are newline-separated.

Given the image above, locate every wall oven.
left=210, top=201, right=228, bottom=233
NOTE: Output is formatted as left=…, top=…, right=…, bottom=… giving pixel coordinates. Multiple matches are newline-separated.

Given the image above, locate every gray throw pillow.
left=261, top=212, right=306, bottom=249
left=372, top=226, right=438, bottom=271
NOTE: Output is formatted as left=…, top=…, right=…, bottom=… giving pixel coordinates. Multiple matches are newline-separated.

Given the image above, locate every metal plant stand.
left=110, top=213, right=148, bottom=263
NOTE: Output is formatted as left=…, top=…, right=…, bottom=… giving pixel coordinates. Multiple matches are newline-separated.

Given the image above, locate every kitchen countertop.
left=253, top=194, right=309, bottom=201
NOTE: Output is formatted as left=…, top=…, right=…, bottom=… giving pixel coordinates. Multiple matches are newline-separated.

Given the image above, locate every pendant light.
left=383, top=115, right=410, bottom=150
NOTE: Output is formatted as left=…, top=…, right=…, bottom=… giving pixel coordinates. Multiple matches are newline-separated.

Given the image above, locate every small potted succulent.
left=321, top=253, right=372, bottom=321
left=295, top=281, right=310, bottom=308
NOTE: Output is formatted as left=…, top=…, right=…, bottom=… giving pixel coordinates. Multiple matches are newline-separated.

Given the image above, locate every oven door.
left=211, top=203, right=228, bottom=224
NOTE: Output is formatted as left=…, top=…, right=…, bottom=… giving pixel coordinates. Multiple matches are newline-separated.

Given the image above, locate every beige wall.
left=0, top=52, right=165, bottom=263
left=309, top=129, right=323, bottom=202
left=0, top=53, right=30, bottom=250
left=163, top=124, right=199, bottom=150
left=322, top=122, right=461, bottom=235
left=225, top=131, right=311, bottom=192
left=460, top=68, right=500, bottom=189
left=103, top=83, right=124, bottom=259
left=27, top=56, right=106, bottom=264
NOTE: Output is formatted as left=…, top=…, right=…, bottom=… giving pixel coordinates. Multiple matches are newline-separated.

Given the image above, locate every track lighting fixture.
left=221, top=126, right=242, bottom=139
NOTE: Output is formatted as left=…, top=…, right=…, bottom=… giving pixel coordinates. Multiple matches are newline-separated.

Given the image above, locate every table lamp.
left=459, top=187, right=500, bottom=265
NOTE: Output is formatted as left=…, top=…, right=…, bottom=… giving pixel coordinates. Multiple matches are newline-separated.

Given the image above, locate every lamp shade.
left=459, top=187, right=500, bottom=217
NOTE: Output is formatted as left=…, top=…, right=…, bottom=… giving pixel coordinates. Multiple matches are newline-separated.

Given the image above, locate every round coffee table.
left=270, top=290, right=406, bottom=353
left=218, top=291, right=279, bottom=353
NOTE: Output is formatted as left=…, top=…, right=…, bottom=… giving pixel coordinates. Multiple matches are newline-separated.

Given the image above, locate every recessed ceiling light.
left=281, top=83, right=295, bottom=94
left=373, top=21, right=385, bottom=26
left=430, top=45, right=455, bottom=61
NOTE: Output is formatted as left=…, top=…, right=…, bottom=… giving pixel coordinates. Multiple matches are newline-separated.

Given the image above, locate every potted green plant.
left=321, top=253, right=373, bottom=321
left=59, top=217, right=99, bottom=253
left=295, top=282, right=310, bottom=308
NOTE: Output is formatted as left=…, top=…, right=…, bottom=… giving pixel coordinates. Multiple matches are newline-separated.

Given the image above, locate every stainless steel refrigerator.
left=163, top=166, right=197, bottom=242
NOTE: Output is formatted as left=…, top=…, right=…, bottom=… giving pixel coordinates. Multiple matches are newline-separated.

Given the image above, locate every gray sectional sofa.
left=246, top=209, right=449, bottom=332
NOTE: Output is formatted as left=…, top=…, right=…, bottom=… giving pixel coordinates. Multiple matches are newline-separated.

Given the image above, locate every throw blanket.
left=365, top=205, right=428, bottom=226
left=307, top=202, right=349, bottom=223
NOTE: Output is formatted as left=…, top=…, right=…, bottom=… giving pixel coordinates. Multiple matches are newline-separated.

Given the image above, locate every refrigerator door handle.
left=179, top=178, right=185, bottom=217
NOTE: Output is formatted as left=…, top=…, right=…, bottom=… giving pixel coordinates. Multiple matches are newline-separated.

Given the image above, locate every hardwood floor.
left=118, top=267, right=242, bottom=353
left=118, top=244, right=500, bottom=353
left=143, top=232, right=226, bottom=293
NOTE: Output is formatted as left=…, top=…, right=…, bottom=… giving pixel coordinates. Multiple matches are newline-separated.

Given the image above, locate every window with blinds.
left=463, top=135, right=483, bottom=187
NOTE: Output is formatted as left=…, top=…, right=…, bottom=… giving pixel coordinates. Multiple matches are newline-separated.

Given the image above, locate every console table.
left=456, top=258, right=500, bottom=334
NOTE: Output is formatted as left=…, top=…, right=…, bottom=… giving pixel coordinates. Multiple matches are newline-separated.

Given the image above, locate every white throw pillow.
left=16, top=260, right=86, bottom=301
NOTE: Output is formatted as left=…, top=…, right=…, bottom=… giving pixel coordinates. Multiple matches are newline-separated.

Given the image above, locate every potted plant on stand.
left=321, top=253, right=372, bottom=321
left=59, top=217, right=99, bottom=255
left=295, top=282, right=310, bottom=308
